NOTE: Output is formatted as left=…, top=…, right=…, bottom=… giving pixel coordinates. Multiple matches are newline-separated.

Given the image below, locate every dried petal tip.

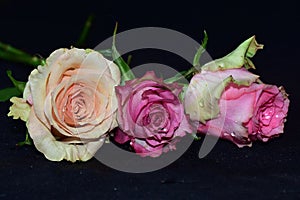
left=201, top=36, right=264, bottom=71
left=279, top=86, right=289, bottom=98
left=7, top=97, right=31, bottom=122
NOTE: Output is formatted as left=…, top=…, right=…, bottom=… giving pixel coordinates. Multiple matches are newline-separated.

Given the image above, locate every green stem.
left=0, top=50, right=43, bottom=66
left=193, top=30, right=208, bottom=67
left=0, top=41, right=33, bottom=57
left=17, top=131, right=32, bottom=146
left=182, top=67, right=198, bottom=79
left=112, top=23, right=135, bottom=83
left=165, top=31, right=208, bottom=83
left=126, top=55, right=132, bottom=65
left=165, top=66, right=199, bottom=83
left=76, top=14, right=94, bottom=47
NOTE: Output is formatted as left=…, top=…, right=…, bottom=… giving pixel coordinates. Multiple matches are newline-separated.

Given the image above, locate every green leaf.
left=17, top=131, right=33, bottom=146
left=193, top=30, right=208, bottom=67
left=0, top=87, right=22, bottom=102
left=6, top=70, right=26, bottom=92
left=201, top=36, right=263, bottom=71
left=112, top=23, right=135, bottom=84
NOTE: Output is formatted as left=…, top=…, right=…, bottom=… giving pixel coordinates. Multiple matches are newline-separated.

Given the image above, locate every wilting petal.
left=7, top=97, right=31, bottom=122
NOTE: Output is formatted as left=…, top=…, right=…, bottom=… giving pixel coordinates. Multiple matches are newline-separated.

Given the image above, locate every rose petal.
left=27, top=109, right=104, bottom=162
left=7, top=97, right=31, bottom=122
left=184, top=68, right=259, bottom=123
left=114, top=128, right=131, bottom=144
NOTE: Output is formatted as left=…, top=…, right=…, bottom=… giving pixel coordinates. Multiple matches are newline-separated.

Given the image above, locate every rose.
left=244, top=84, right=289, bottom=142
left=114, top=71, right=193, bottom=157
left=184, top=36, right=289, bottom=147
left=9, top=48, right=120, bottom=162
left=184, top=69, right=289, bottom=147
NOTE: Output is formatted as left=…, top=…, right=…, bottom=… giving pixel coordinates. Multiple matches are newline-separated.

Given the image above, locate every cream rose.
left=9, top=48, right=120, bottom=162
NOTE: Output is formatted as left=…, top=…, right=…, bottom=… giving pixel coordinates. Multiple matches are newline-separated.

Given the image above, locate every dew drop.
left=199, top=99, right=204, bottom=107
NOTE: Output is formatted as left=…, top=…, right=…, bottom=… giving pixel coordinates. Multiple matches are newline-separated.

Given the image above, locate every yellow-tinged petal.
left=7, top=97, right=31, bottom=122
left=27, top=109, right=105, bottom=162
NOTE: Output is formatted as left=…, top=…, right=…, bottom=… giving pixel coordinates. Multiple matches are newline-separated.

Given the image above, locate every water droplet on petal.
left=199, top=99, right=204, bottom=107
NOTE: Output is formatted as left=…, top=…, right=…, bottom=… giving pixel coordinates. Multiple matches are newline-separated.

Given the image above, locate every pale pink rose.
left=185, top=69, right=289, bottom=147
left=115, top=71, right=193, bottom=157
left=20, top=48, right=120, bottom=162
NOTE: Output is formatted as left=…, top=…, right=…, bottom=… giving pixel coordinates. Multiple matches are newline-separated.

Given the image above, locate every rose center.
left=259, top=106, right=275, bottom=125
left=62, top=84, right=94, bottom=126
left=146, top=104, right=169, bottom=132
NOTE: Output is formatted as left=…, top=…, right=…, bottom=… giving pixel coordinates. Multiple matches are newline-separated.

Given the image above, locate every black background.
left=0, top=0, right=299, bottom=199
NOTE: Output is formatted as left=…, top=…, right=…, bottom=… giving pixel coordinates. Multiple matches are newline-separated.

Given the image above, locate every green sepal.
left=6, top=70, right=26, bottom=92
left=201, top=36, right=263, bottom=71
left=193, top=30, right=208, bottom=67
left=185, top=69, right=259, bottom=123
left=17, top=131, right=33, bottom=146
left=97, top=49, right=112, bottom=58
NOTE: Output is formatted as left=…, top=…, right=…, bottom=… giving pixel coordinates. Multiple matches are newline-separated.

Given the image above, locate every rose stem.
left=0, top=50, right=43, bottom=67
left=0, top=41, right=44, bottom=66
left=0, top=41, right=34, bottom=57
left=164, top=31, right=208, bottom=83
left=75, top=14, right=94, bottom=47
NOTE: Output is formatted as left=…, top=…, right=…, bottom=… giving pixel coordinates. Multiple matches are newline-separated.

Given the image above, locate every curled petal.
left=27, top=109, right=105, bottom=162
left=8, top=97, right=31, bottom=122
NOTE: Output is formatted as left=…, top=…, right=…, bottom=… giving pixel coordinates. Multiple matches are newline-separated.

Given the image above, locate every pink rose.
left=10, top=48, right=121, bottom=162
left=185, top=36, right=289, bottom=147
left=244, top=85, right=289, bottom=142
left=115, top=71, right=193, bottom=157
left=185, top=69, right=289, bottom=147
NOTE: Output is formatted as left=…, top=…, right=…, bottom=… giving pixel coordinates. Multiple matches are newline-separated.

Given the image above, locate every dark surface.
left=0, top=0, right=299, bottom=199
